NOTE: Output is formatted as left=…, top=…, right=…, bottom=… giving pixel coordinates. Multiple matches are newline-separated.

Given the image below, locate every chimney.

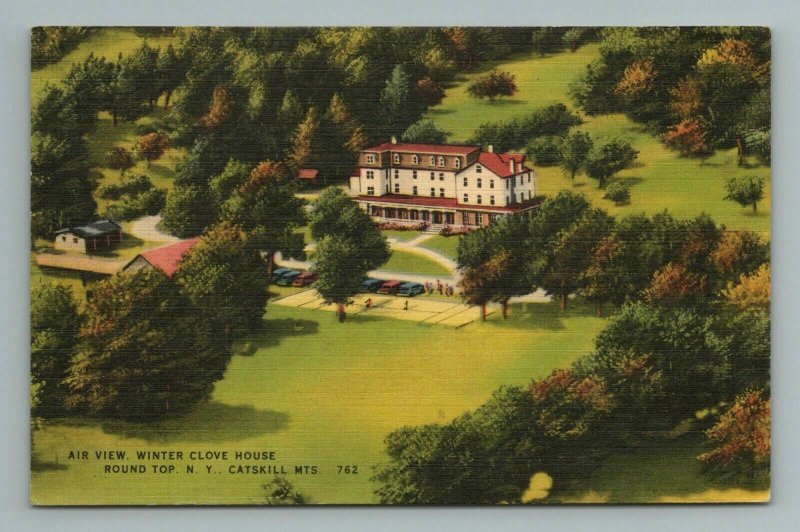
left=487, top=144, right=494, bottom=153
left=390, top=135, right=397, bottom=144
left=509, top=158, right=515, bottom=174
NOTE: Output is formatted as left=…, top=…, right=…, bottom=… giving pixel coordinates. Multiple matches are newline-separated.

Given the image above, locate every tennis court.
left=271, top=289, right=486, bottom=328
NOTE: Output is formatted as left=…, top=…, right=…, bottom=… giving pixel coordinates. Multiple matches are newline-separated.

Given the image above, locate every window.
left=455, top=158, right=461, bottom=169
left=366, top=154, right=375, bottom=164
left=477, top=178, right=482, bottom=188
left=61, top=236, right=66, bottom=242
left=476, top=165, right=482, bottom=173
left=490, top=180, right=495, bottom=189
left=393, top=153, right=400, bottom=164
left=527, top=174, right=531, bottom=183
left=366, top=170, right=375, bottom=179
left=490, top=196, right=495, bottom=205
left=439, top=188, right=445, bottom=198
left=413, top=186, right=418, bottom=195
left=477, top=195, right=482, bottom=204
left=412, top=155, right=419, bottom=165
left=439, top=172, right=444, bottom=181
left=520, top=193, right=524, bottom=202
left=438, top=156, right=445, bottom=167
left=529, top=191, right=532, bottom=199
left=476, top=212, right=483, bottom=225
left=367, top=186, right=374, bottom=195
left=430, top=156, right=436, bottom=165
left=463, top=193, right=469, bottom=203
left=430, top=188, right=435, bottom=197
left=506, top=180, right=510, bottom=189
left=463, top=177, right=468, bottom=187
left=412, top=170, right=418, bottom=179
left=394, top=182, right=400, bottom=193
left=430, top=172, right=435, bottom=181
left=506, top=196, right=510, bottom=204
left=73, top=237, right=78, bottom=244
left=394, top=169, right=399, bottom=178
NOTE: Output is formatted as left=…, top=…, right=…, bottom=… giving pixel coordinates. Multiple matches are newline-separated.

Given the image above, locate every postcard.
left=30, top=26, right=770, bottom=505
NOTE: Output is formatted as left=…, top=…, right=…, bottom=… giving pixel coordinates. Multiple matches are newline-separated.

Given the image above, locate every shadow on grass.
left=91, top=233, right=145, bottom=257
left=94, top=402, right=290, bottom=443
left=426, top=107, right=457, bottom=115
left=483, top=301, right=603, bottom=331
left=250, top=318, right=320, bottom=349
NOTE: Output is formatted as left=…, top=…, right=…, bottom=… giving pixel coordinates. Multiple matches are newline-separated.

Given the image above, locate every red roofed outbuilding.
left=122, top=238, right=200, bottom=278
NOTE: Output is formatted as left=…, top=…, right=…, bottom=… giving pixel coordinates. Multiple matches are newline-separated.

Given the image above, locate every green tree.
left=176, top=222, right=268, bottom=337
left=263, top=477, right=310, bottom=505
left=67, top=269, right=229, bottom=420
left=310, top=188, right=389, bottom=322
left=380, top=64, right=411, bottom=136
left=62, top=53, right=116, bottom=131
left=31, top=283, right=82, bottom=417
left=585, top=140, right=638, bottom=189
left=559, top=131, right=593, bottom=181
left=401, top=119, right=447, bottom=144
left=161, top=184, right=215, bottom=238
left=526, top=135, right=562, bottom=166
left=724, top=175, right=765, bottom=212
left=220, top=162, right=307, bottom=277
left=533, top=208, right=615, bottom=311
left=208, top=159, right=251, bottom=209
left=157, top=44, right=185, bottom=109
left=287, top=106, right=320, bottom=170
left=126, top=42, right=161, bottom=110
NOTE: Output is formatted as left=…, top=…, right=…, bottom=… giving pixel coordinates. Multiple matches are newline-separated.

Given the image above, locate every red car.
left=291, top=271, right=318, bottom=287
left=377, top=280, right=403, bottom=294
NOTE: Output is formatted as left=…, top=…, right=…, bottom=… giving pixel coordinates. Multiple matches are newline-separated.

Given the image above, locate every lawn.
left=380, top=229, right=423, bottom=242
left=31, top=28, right=177, bottom=103
left=423, top=43, right=771, bottom=237
left=381, top=249, right=452, bottom=277
left=31, top=301, right=606, bottom=504
left=420, top=235, right=461, bottom=260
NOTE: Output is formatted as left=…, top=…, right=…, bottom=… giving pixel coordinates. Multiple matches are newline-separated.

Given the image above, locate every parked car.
left=271, top=267, right=293, bottom=283
left=397, top=282, right=424, bottom=297
left=291, top=271, right=318, bottom=287
left=361, top=278, right=386, bottom=293
left=275, top=270, right=301, bottom=286
left=377, top=280, right=403, bottom=294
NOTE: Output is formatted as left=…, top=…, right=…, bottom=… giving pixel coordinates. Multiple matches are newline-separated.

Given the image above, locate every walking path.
left=128, top=215, right=181, bottom=243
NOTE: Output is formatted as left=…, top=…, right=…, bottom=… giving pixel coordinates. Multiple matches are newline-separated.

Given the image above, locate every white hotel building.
left=348, top=138, right=541, bottom=227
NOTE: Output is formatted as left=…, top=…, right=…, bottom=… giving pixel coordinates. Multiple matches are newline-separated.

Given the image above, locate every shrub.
left=471, top=104, right=582, bottom=152
left=441, top=225, right=472, bottom=236
left=603, top=181, right=631, bottom=205
left=526, top=135, right=562, bottom=166
left=375, top=221, right=428, bottom=231
left=467, top=70, right=517, bottom=101
left=724, top=175, right=765, bottom=212
left=98, top=174, right=154, bottom=200
left=664, top=120, right=709, bottom=155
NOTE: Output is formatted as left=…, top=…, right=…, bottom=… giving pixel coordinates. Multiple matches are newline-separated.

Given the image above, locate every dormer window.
left=393, top=153, right=400, bottom=164
left=430, top=156, right=436, bottom=165
left=455, top=158, right=461, bottom=169
left=366, top=154, right=376, bottom=164
left=412, top=155, right=419, bottom=165
left=438, top=156, right=445, bottom=167
left=476, top=165, right=482, bottom=173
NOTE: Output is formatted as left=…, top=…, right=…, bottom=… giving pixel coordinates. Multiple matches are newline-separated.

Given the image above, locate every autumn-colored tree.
left=106, top=146, right=135, bottom=175
left=710, top=230, right=770, bottom=282
left=444, top=27, right=477, bottom=69
left=723, top=263, right=770, bottom=310
left=416, top=77, right=446, bottom=106
left=670, top=76, right=703, bottom=121
left=643, top=262, right=708, bottom=305
left=529, top=369, right=612, bottom=440
left=136, top=132, right=169, bottom=168
left=467, top=70, right=517, bottom=101
left=580, top=234, right=627, bottom=316
left=459, top=251, right=506, bottom=321
left=614, top=59, right=657, bottom=98
left=663, top=120, right=709, bottom=155
left=699, top=389, right=770, bottom=478
left=198, top=85, right=232, bottom=128
left=697, top=38, right=758, bottom=72
left=287, top=106, right=320, bottom=169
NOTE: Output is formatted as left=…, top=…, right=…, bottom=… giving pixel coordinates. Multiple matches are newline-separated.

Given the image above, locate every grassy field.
left=380, top=229, right=423, bottom=242
left=31, top=28, right=177, bottom=103
left=381, top=249, right=452, bottom=277
left=420, top=235, right=461, bottom=260
left=423, top=43, right=771, bottom=237
left=31, top=301, right=606, bottom=504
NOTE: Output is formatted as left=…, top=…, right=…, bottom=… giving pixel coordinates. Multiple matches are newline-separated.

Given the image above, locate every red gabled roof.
left=297, top=168, right=319, bottom=179
left=477, top=152, right=531, bottom=178
left=139, top=238, right=200, bottom=278
left=363, top=142, right=480, bottom=156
